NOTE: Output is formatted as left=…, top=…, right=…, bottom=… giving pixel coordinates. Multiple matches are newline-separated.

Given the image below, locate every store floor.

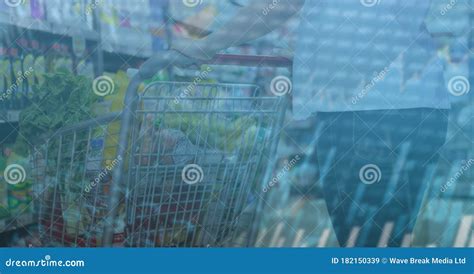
left=255, top=194, right=472, bottom=248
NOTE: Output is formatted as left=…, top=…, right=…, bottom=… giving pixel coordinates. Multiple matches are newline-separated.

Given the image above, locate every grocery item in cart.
left=136, top=114, right=197, bottom=166
left=17, top=71, right=98, bottom=155
left=153, top=111, right=260, bottom=157
left=155, top=128, right=199, bottom=165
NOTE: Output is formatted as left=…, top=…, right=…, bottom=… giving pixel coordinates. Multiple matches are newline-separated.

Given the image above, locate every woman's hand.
left=139, top=38, right=216, bottom=80
left=139, top=49, right=200, bottom=79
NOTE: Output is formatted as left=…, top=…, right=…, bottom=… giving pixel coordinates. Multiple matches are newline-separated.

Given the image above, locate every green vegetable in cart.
left=155, top=113, right=259, bottom=157
left=16, top=69, right=97, bottom=156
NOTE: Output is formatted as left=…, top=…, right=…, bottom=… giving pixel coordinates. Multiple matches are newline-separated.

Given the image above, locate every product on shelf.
left=31, top=39, right=46, bottom=87
left=30, top=0, right=46, bottom=20
left=19, top=38, right=35, bottom=100
left=3, top=147, right=33, bottom=219
left=0, top=43, right=9, bottom=108
left=98, top=0, right=155, bottom=57
left=0, top=150, right=10, bottom=224
left=9, top=46, right=22, bottom=109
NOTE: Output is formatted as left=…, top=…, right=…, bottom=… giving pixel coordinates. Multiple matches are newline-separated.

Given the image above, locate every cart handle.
left=210, top=54, right=293, bottom=68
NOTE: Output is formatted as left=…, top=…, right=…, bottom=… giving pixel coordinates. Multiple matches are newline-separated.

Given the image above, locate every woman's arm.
left=174, top=0, right=305, bottom=60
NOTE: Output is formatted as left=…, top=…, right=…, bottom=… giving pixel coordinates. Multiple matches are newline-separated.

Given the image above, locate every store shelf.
left=0, top=110, right=20, bottom=124
left=0, top=13, right=100, bottom=41
left=103, top=44, right=152, bottom=59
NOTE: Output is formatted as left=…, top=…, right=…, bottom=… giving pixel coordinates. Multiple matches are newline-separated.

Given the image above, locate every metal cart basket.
left=31, top=54, right=291, bottom=247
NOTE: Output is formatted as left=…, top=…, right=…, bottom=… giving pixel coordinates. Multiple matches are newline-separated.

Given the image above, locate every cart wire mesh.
left=32, top=113, right=125, bottom=247
left=127, top=82, right=285, bottom=247
left=32, top=80, right=287, bottom=247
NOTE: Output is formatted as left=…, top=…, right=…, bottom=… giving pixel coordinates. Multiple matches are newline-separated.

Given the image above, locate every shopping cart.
left=31, top=54, right=292, bottom=247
